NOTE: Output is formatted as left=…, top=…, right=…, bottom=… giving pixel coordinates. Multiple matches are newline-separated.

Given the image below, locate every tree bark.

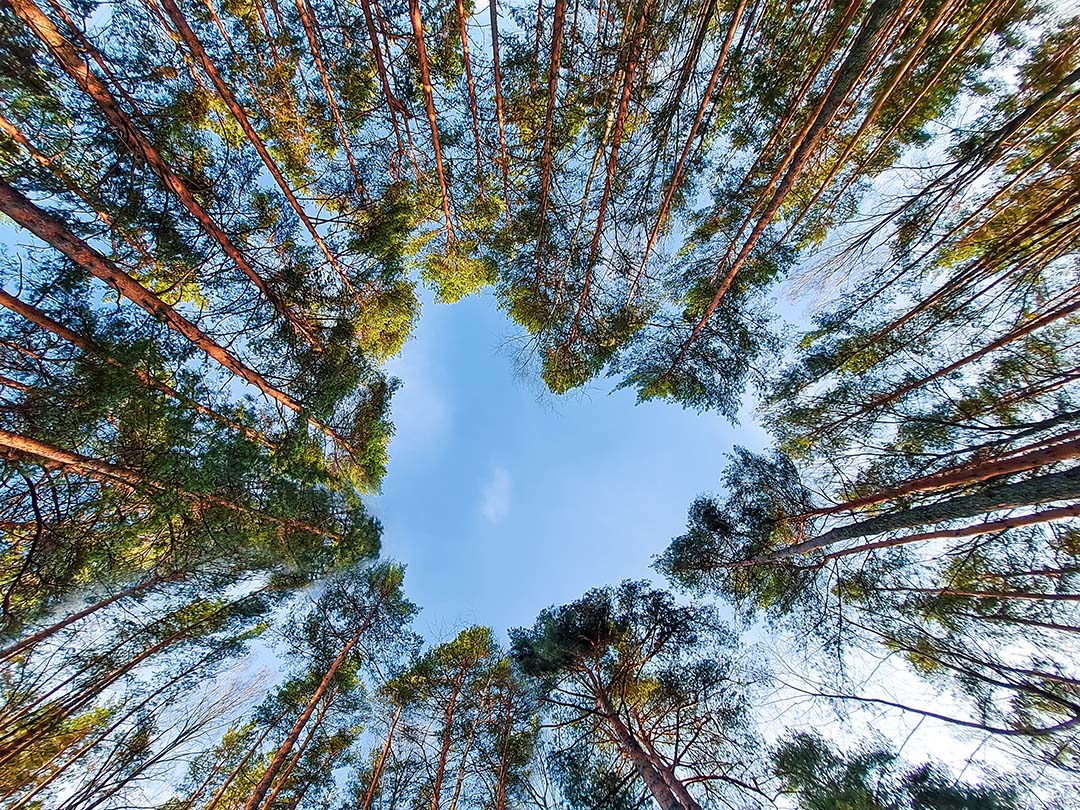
left=0, top=290, right=272, bottom=448
left=0, top=572, right=165, bottom=662
left=0, top=180, right=358, bottom=459
left=157, top=0, right=363, bottom=305
left=743, top=465, right=1080, bottom=565
left=5, top=0, right=321, bottom=350
left=489, top=0, right=511, bottom=222
left=663, top=0, right=899, bottom=377
left=0, top=429, right=342, bottom=542
left=408, top=0, right=454, bottom=240
left=242, top=596, right=386, bottom=810
left=595, top=690, right=681, bottom=810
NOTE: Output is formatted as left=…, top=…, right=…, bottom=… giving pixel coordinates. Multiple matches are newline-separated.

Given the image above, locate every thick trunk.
left=745, top=465, right=1080, bottom=565
left=822, top=503, right=1080, bottom=562
left=595, top=691, right=681, bottom=810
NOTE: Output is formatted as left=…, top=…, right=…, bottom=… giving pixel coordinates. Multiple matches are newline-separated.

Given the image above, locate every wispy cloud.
left=479, top=466, right=511, bottom=524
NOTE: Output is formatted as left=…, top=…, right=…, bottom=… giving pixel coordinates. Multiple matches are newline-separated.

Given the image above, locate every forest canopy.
left=0, top=0, right=1077, bottom=807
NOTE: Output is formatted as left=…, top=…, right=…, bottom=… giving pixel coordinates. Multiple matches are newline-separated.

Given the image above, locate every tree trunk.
left=806, top=434, right=1080, bottom=518
left=361, top=706, right=401, bottom=810
left=5, top=0, right=321, bottom=350
left=408, top=0, right=454, bottom=240
left=532, top=0, right=567, bottom=279
left=0, top=180, right=358, bottom=459
left=822, top=503, right=1080, bottom=562
left=663, top=0, right=899, bottom=376
left=0, top=572, right=165, bottom=662
left=489, top=0, right=511, bottom=222
left=0, top=429, right=342, bottom=542
left=157, top=0, right=363, bottom=305
left=430, top=668, right=466, bottom=810
left=257, top=693, right=333, bottom=809
left=628, top=0, right=748, bottom=307
left=0, top=290, right=272, bottom=448
left=291, top=0, right=365, bottom=194
left=242, top=597, right=385, bottom=810
left=744, top=465, right=1080, bottom=565
left=595, top=691, right=681, bottom=810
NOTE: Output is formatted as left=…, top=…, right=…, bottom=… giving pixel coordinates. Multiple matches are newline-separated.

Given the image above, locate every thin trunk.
left=805, top=435, right=1080, bottom=519
left=8, top=641, right=225, bottom=810
left=0, top=429, right=342, bottom=542
left=821, top=503, right=1080, bottom=563
left=257, top=693, right=333, bottom=810
left=202, top=706, right=293, bottom=810
left=0, top=572, right=165, bottom=662
left=292, top=0, right=365, bottom=194
left=532, top=0, right=567, bottom=280
left=359, top=0, right=406, bottom=160
left=662, top=0, right=898, bottom=378
left=242, top=595, right=387, bottom=810
left=454, top=0, right=485, bottom=188
left=6, top=0, right=321, bottom=350
left=430, top=668, right=466, bottom=810
left=879, top=585, right=1080, bottom=603
left=0, top=181, right=359, bottom=459
left=492, top=686, right=513, bottom=810
left=408, top=0, right=454, bottom=239
left=627, top=0, right=748, bottom=307
left=361, top=707, right=401, bottom=810
left=157, top=0, right=365, bottom=305
left=0, top=112, right=155, bottom=266
left=820, top=286, right=1080, bottom=438
left=0, top=290, right=272, bottom=448
left=448, top=699, right=483, bottom=810
left=489, top=0, right=511, bottom=222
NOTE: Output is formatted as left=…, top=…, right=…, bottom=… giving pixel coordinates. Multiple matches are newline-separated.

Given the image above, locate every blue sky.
left=371, top=287, right=771, bottom=641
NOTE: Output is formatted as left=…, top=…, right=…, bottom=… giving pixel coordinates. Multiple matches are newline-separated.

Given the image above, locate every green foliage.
left=421, top=240, right=497, bottom=303
left=775, top=733, right=1020, bottom=810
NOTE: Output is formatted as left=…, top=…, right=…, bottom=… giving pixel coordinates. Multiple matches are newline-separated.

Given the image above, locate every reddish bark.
left=7, top=0, right=321, bottom=350
left=408, top=0, right=454, bottom=239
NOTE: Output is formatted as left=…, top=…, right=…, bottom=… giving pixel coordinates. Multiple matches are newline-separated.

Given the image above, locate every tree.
left=511, top=581, right=770, bottom=810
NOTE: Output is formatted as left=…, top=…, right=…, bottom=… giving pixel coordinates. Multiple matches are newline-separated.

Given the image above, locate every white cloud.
left=479, top=466, right=511, bottom=525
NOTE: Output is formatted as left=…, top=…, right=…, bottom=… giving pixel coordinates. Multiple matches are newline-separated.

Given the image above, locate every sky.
left=370, top=286, right=771, bottom=641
